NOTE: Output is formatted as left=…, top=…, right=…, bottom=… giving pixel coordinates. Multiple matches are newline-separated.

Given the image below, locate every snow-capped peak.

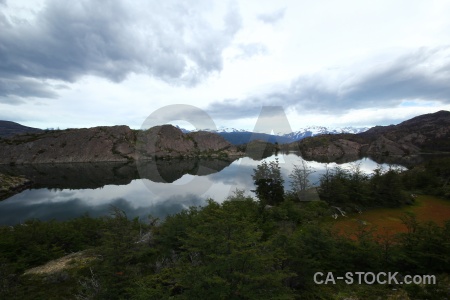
left=283, top=126, right=369, bottom=141
left=175, top=125, right=370, bottom=143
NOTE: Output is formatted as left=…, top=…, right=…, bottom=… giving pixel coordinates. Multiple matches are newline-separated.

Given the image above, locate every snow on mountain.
left=336, top=126, right=371, bottom=134
left=175, top=125, right=191, bottom=133
left=185, top=127, right=250, bottom=133
left=283, top=126, right=370, bottom=141
left=208, top=127, right=249, bottom=133
left=175, top=125, right=370, bottom=144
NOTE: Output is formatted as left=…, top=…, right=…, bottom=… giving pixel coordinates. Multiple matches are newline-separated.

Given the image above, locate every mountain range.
left=0, top=121, right=369, bottom=145
left=293, top=110, right=450, bottom=160
left=178, top=126, right=369, bottom=145
left=0, top=110, right=449, bottom=164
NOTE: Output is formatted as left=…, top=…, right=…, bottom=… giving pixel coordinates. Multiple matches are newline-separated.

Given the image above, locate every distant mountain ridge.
left=0, top=121, right=42, bottom=138
left=0, top=121, right=368, bottom=144
left=179, top=126, right=369, bottom=145
left=282, top=126, right=369, bottom=141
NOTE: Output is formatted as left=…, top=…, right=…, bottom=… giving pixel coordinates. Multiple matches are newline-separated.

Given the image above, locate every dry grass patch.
left=24, top=250, right=98, bottom=275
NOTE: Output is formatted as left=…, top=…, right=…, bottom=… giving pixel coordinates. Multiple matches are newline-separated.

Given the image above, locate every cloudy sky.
left=1, top=0, right=450, bottom=132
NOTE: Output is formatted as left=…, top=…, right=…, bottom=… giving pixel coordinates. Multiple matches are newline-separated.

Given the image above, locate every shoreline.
left=0, top=173, right=33, bottom=200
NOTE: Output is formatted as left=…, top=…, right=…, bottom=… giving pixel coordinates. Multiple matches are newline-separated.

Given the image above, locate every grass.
left=330, top=195, right=450, bottom=239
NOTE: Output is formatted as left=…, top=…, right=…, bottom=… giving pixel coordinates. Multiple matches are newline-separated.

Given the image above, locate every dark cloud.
left=0, top=96, right=25, bottom=105
left=257, top=8, right=285, bottom=24
left=0, top=77, right=58, bottom=99
left=0, top=0, right=242, bottom=100
left=208, top=46, right=450, bottom=119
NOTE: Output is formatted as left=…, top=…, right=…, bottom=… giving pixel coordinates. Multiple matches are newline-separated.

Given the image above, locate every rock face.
left=137, top=125, right=195, bottom=158
left=293, top=110, right=450, bottom=160
left=366, top=135, right=411, bottom=156
left=0, top=173, right=32, bottom=200
left=136, top=125, right=240, bottom=159
left=187, top=131, right=231, bottom=152
left=0, top=126, right=136, bottom=164
left=0, top=124, right=242, bottom=164
left=300, top=138, right=361, bottom=158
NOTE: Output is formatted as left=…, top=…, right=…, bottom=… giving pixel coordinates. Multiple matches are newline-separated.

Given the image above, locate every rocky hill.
left=136, top=125, right=241, bottom=160
left=0, top=124, right=242, bottom=164
left=0, top=121, right=42, bottom=138
left=291, top=110, right=450, bottom=160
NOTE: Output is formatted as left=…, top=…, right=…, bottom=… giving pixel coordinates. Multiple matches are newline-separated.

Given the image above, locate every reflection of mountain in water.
left=0, top=162, right=137, bottom=189
left=137, top=158, right=236, bottom=183
left=308, top=153, right=441, bottom=168
left=295, top=154, right=361, bottom=164
left=284, top=152, right=439, bottom=168
left=0, top=158, right=237, bottom=190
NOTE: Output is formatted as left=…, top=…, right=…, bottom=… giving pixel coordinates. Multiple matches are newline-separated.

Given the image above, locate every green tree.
left=252, top=158, right=284, bottom=206
left=317, top=165, right=350, bottom=206
left=369, top=166, right=405, bottom=206
left=132, top=196, right=294, bottom=299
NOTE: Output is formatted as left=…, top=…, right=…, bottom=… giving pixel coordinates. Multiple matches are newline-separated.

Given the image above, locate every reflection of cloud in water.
left=0, top=154, right=407, bottom=226
left=0, top=193, right=205, bottom=225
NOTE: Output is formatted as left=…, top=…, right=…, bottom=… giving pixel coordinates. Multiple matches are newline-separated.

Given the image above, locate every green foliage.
left=1, top=198, right=450, bottom=299
left=317, top=163, right=409, bottom=209
left=0, top=217, right=102, bottom=273
left=402, top=157, right=450, bottom=198
left=252, top=158, right=284, bottom=206
left=2, top=157, right=450, bottom=299
left=395, top=218, right=450, bottom=274
left=369, top=165, right=407, bottom=207
left=132, top=195, right=294, bottom=299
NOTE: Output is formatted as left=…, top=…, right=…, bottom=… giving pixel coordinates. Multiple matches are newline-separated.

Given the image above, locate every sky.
left=1, top=0, right=450, bottom=133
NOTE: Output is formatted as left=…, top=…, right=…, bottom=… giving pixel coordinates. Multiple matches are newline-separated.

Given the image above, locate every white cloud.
left=257, top=8, right=285, bottom=24
left=1, top=0, right=450, bottom=130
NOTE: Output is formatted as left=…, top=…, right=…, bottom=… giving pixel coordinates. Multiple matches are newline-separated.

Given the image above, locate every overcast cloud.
left=0, top=0, right=241, bottom=100
left=1, top=0, right=450, bottom=129
left=207, top=46, right=450, bottom=119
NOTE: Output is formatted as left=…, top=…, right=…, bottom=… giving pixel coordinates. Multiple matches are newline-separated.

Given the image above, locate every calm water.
left=0, top=154, right=406, bottom=225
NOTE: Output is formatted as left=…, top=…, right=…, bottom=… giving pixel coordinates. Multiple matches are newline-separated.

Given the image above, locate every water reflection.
left=0, top=158, right=235, bottom=189
left=0, top=154, right=407, bottom=225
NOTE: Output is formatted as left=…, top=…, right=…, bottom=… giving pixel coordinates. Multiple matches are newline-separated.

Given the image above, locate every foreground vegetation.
left=1, top=157, right=450, bottom=299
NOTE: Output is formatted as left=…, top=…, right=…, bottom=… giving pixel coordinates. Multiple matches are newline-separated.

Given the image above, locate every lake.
left=0, top=153, right=407, bottom=225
